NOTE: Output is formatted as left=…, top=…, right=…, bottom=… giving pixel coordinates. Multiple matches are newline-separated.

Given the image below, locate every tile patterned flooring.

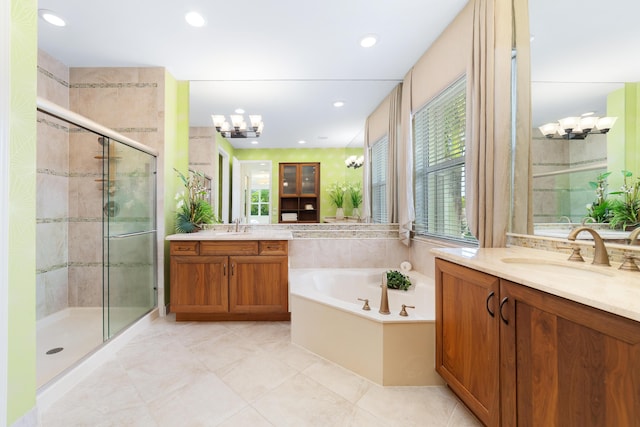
left=39, top=315, right=481, bottom=427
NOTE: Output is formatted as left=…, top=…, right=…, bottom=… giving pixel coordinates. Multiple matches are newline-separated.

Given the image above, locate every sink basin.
left=500, top=257, right=615, bottom=277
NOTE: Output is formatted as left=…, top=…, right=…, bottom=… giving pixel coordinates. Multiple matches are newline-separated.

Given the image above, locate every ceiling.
left=37, top=0, right=468, bottom=149
left=37, top=0, right=640, bottom=149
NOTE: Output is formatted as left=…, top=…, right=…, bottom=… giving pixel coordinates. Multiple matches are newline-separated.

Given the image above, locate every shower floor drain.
left=46, top=347, right=64, bottom=355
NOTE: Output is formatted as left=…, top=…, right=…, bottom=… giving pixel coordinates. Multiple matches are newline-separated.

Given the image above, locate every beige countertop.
left=431, top=246, right=640, bottom=323
left=166, top=229, right=293, bottom=241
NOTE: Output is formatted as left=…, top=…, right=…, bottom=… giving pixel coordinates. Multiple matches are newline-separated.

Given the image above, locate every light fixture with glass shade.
left=212, top=114, right=263, bottom=138
left=538, top=115, right=617, bottom=140
left=345, top=155, right=364, bottom=169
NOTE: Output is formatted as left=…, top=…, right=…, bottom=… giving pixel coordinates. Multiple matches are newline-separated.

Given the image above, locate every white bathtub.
left=289, top=268, right=443, bottom=386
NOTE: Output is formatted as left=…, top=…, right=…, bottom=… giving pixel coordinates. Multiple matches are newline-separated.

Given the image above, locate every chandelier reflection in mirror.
left=538, top=115, right=617, bottom=140
left=211, top=114, right=264, bottom=138
left=345, top=155, right=364, bottom=169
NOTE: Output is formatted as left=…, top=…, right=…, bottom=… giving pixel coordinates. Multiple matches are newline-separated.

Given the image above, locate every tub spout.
left=379, top=273, right=390, bottom=315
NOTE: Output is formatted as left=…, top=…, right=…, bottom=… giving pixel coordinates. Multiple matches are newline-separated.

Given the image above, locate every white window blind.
left=413, top=77, right=475, bottom=242
left=371, top=135, right=388, bottom=223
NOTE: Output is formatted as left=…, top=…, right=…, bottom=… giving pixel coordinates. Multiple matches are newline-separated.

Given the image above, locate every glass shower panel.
left=103, top=139, right=157, bottom=339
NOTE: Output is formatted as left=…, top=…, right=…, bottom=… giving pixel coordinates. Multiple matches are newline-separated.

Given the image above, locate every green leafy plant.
left=608, top=170, right=640, bottom=229
left=586, top=171, right=612, bottom=223
left=386, top=270, right=412, bottom=291
left=347, top=182, right=363, bottom=209
left=174, top=168, right=216, bottom=233
left=327, top=182, right=347, bottom=208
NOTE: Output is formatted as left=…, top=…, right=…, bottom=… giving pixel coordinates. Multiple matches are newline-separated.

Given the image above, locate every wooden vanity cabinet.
left=170, top=240, right=289, bottom=321
left=435, top=259, right=501, bottom=427
left=436, top=258, right=640, bottom=427
left=500, top=280, right=640, bottom=427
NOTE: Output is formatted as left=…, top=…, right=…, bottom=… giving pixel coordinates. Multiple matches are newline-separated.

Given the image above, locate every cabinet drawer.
left=259, top=240, right=288, bottom=255
left=200, top=241, right=259, bottom=255
left=170, top=241, right=199, bottom=255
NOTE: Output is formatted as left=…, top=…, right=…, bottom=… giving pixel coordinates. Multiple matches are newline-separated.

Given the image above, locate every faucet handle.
left=619, top=253, right=640, bottom=272
left=357, top=298, right=371, bottom=311
left=399, top=304, right=415, bottom=317
left=557, top=245, right=585, bottom=262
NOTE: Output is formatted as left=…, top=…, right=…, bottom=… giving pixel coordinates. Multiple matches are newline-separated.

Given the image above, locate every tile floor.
left=39, top=315, right=481, bottom=427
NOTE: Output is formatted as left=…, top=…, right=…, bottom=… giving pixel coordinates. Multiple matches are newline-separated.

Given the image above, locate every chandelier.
left=538, top=116, right=617, bottom=140
left=345, top=155, right=364, bottom=169
left=211, top=114, right=264, bottom=138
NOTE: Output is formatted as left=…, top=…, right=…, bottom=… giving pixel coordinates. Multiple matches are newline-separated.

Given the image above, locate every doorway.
left=232, top=160, right=272, bottom=224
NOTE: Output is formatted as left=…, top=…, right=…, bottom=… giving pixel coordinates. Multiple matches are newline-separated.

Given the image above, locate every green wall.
left=234, top=147, right=364, bottom=222
left=607, top=83, right=640, bottom=191
left=164, top=76, right=190, bottom=304
left=8, top=0, right=37, bottom=423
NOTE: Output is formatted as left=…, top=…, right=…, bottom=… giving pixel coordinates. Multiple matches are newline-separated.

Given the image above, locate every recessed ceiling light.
left=333, top=101, right=345, bottom=108
left=235, top=108, right=245, bottom=114
left=39, top=9, right=66, bottom=27
left=185, top=11, right=205, bottom=27
left=251, top=140, right=259, bottom=145
left=360, top=35, right=378, bottom=48
left=298, top=140, right=306, bottom=144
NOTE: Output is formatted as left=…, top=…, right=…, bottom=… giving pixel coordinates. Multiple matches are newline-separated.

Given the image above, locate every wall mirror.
left=528, top=0, right=640, bottom=237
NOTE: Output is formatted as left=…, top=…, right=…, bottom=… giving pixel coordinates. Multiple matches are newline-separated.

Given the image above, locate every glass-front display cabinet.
left=278, top=162, right=320, bottom=223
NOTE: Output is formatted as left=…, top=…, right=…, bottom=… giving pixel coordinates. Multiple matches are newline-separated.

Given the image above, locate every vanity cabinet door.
left=170, top=255, right=228, bottom=315
left=500, top=280, right=640, bottom=427
left=435, top=259, right=501, bottom=427
left=229, top=255, right=289, bottom=314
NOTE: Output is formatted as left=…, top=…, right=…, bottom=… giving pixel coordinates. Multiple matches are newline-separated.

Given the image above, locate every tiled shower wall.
left=37, top=49, right=166, bottom=319
left=36, top=50, right=70, bottom=319
left=532, top=130, right=607, bottom=223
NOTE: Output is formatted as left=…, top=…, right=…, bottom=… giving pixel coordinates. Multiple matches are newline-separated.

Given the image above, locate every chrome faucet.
left=567, top=226, right=610, bottom=266
left=234, top=217, right=240, bottom=232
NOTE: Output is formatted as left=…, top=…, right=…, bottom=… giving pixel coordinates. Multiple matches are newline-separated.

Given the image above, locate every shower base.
left=36, top=306, right=150, bottom=388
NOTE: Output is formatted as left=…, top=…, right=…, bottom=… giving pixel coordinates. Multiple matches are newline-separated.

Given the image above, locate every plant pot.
left=352, top=207, right=360, bottom=218
left=335, top=207, right=344, bottom=220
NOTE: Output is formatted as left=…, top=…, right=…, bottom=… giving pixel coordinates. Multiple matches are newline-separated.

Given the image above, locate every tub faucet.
left=379, top=273, right=390, bottom=315
left=629, top=227, right=640, bottom=245
left=567, top=226, right=610, bottom=266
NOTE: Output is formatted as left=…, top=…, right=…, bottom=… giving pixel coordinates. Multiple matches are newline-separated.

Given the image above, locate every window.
left=250, top=189, right=270, bottom=217
left=371, top=135, right=388, bottom=223
left=413, top=76, right=475, bottom=242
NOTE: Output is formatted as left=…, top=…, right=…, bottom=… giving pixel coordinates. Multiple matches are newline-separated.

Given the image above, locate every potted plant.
left=386, top=270, right=412, bottom=291
left=327, top=182, right=347, bottom=219
left=174, top=168, right=216, bottom=233
left=585, top=171, right=613, bottom=223
left=348, top=182, right=363, bottom=218
left=609, top=170, right=640, bottom=230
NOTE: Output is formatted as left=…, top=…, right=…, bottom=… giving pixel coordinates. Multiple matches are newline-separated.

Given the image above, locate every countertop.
left=166, top=229, right=293, bottom=241
left=431, top=246, right=640, bottom=323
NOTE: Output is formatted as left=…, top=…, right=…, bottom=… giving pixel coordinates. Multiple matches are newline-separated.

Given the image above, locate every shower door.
left=102, top=138, right=157, bottom=339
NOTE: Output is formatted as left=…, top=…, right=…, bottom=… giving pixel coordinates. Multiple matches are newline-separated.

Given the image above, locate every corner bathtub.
left=289, top=268, right=443, bottom=386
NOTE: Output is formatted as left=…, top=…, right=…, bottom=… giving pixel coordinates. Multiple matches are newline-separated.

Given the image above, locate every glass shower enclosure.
left=36, top=99, right=157, bottom=386
left=101, top=137, right=157, bottom=339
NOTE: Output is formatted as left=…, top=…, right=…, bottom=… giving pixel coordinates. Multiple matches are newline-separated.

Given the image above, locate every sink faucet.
left=619, top=228, right=640, bottom=271
left=234, top=218, right=240, bottom=232
left=567, top=226, right=610, bottom=266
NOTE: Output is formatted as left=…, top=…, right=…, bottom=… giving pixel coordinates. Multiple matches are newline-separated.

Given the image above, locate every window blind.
left=413, top=77, right=475, bottom=242
left=371, top=135, right=388, bottom=223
